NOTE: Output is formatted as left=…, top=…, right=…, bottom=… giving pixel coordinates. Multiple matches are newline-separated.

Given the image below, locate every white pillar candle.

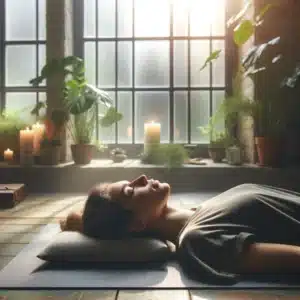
left=144, top=121, right=161, bottom=144
left=4, top=148, right=14, bottom=163
left=32, top=122, right=45, bottom=155
left=144, top=121, right=161, bottom=157
left=19, top=127, right=34, bottom=165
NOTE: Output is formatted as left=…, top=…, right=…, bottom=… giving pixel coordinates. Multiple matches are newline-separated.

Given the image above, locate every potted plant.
left=200, top=116, right=227, bottom=163
left=110, top=148, right=127, bottom=163
left=30, top=56, right=123, bottom=165
left=0, top=110, right=29, bottom=162
left=200, top=1, right=283, bottom=167
left=37, top=109, right=68, bottom=165
left=241, top=34, right=284, bottom=167
left=162, top=144, right=188, bottom=168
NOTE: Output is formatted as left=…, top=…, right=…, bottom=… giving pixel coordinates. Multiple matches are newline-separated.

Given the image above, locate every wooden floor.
left=0, top=194, right=300, bottom=299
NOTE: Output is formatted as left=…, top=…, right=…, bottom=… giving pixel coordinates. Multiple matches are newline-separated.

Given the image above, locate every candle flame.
left=6, top=148, right=10, bottom=151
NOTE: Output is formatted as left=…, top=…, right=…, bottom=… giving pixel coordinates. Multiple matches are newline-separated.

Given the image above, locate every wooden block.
left=0, top=184, right=27, bottom=209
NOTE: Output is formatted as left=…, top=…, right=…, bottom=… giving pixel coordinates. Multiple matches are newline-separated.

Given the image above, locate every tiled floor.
left=0, top=193, right=300, bottom=299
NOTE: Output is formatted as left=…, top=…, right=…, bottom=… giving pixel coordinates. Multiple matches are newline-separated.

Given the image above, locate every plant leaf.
left=99, top=107, right=123, bottom=128
left=30, top=101, right=47, bottom=115
left=233, top=19, right=255, bottom=46
left=200, top=50, right=222, bottom=71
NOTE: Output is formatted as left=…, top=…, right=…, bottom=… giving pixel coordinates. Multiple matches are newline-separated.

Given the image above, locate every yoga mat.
left=1, top=224, right=300, bottom=289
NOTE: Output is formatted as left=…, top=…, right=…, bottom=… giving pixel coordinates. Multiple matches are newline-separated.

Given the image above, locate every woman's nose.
left=134, top=175, right=148, bottom=185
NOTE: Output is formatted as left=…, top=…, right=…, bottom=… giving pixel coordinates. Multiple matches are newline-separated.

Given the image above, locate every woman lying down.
left=60, top=175, right=300, bottom=283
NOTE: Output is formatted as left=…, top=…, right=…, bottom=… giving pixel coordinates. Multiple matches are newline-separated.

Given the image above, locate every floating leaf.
left=200, top=50, right=222, bottom=71
left=233, top=19, right=254, bottom=46
left=99, top=107, right=123, bottom=128
left=30, top=101, right=47, bottom=115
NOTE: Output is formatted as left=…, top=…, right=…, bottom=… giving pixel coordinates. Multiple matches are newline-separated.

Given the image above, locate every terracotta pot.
left=38, top=146, right=61, bottom=165
left=255, top=137, right=283, bottom=167
left=208, top=147, right=225, bottom=163
left=71, top=144, right=94, bottom=165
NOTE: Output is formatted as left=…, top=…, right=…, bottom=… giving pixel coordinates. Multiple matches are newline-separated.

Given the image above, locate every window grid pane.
left=3, top=0, right=47, bottom=114
left=82, top=0, right=227, bottom=144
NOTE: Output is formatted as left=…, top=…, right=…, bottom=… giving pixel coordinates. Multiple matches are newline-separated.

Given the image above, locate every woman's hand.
left=60, top=211, right=83, bottom=232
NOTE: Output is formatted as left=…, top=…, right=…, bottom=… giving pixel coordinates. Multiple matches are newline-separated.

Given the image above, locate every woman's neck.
left=147, top=205, right=194, bottom=244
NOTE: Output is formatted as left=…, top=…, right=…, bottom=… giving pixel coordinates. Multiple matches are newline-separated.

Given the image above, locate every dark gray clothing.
left=177, top=184, right=300, bottom=284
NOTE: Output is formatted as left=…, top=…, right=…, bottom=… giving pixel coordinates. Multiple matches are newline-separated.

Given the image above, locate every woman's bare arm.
left=239, top=243, right=300, bottom=274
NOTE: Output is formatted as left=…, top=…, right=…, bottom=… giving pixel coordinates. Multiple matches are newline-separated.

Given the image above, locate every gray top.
left=177, top=184, right=300, bottom=284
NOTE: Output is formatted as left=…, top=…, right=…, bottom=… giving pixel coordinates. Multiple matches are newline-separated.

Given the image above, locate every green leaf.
left=233, top=19, right=254, bottom=46
left=85, top=84, right=113, bottom=108
left=99, top=107, right=123, bottom=128
left=200, top=50, right=222, bottom=71
left=30, top=101, right=47, bottom=115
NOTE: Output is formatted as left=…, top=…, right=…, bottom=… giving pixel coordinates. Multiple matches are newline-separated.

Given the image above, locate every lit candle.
left=19, top=127, right=34, bottom=165
left=144, top=121, right=161, bottom=145
left=4, top=148, right=14, bottom=163
left=144, top=121, right=161, bottom=157
left=32, top=122, right=45, bottom=155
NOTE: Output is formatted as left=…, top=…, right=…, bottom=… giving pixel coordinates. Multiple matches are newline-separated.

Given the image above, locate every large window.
left=0, top=0, right=46, bottom=123
left=78, top=0, right=227, bottom=144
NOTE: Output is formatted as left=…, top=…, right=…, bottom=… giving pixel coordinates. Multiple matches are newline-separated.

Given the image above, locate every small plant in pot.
left=110, top=148, right=127, bottom=163
left=208, top=133, right=227, bottom=163
left=161, top=144, right=188, bottom=168
left=69, top=109, right=96, bottom=165
left=200, top=115, right=227, bottom=163
left=37, top=109, right=69, bottom=165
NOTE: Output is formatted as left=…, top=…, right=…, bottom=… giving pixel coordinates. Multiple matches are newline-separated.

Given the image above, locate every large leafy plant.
left=201, top=1, right=279, bottom=70
left=29, top=56, right=123, bottom=144
left=201, top=1, right=283, bottom=138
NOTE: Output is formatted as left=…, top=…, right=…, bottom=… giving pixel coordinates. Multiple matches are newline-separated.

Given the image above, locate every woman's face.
left=108, top=175, right=170, bottom=230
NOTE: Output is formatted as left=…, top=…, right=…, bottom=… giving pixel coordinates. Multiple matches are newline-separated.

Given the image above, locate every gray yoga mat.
left=1, top=224, right=300, bottom=289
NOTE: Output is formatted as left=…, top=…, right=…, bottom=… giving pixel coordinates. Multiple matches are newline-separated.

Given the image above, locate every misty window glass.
left=82, top=0, right=227, bottom=144
left=3, top=0, right=46, bottom=116
left=135, top=92, right=169, bottom=143
left=5, top=93, right=37, bottom=123
left=135, top=41, right=170, bottom=88
left=6, top=46, right=36, bottom=86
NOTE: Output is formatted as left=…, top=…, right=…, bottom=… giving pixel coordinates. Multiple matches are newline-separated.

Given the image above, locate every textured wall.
left=46, top=0, right=73, bottom=162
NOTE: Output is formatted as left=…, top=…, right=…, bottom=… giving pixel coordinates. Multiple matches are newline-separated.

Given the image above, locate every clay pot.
left=71, top=144, right=94, bottom=165
left=38, top=146, right=61, bottom=165
left=208, top=146, right=225, bottom=163
left=255, top=137, right=283, bottom=167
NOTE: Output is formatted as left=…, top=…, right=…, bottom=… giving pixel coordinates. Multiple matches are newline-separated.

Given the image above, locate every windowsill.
left=0, top=158, right=259, bottom=169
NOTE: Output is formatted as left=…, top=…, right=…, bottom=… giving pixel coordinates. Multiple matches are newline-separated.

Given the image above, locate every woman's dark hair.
left=82, top=183, right=134, bottom=239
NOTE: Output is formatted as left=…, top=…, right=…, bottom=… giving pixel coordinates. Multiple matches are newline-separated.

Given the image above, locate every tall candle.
left=144, top=121, right=161, bottom=157
left=32, top=122, right=45, bottom=155
left=144, top=121, right=161, bottom=144
left=4, top=148, right=14, bottom=163
left=19, top=127, right=34, bottom=165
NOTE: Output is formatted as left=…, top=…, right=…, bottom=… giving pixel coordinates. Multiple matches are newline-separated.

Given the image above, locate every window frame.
left=73, top=0, right=238, bottom=147
left=0, top=0, right=46, bottom=117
